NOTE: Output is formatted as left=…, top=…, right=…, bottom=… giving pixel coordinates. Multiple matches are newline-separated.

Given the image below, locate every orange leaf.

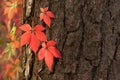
left=4, top=7, right=9, bottom=15
left=9, top=72, right=15, bottom=78
left=14, top=41, right=19, bottom=49
left=10, top=41, right=19, bottom=50
left=9, top=58, right=14, bottom=64
left=8, top=9, right=14, bottom=19
left=14, top=59, right=20, bottom=64
left=4, top=64, right=13, bottom=75
left=8, top=8, right=17, bottom=20
left=4, top=0, right=18, bottom=20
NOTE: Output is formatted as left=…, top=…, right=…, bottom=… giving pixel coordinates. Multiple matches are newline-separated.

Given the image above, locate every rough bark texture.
left=20, top=0, right=120, bottom=80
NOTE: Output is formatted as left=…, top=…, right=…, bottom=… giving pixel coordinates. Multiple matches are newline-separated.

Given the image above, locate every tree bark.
left=20, top=0, right=120, bottom=80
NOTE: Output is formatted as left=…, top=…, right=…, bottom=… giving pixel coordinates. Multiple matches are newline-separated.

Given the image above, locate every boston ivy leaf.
left=46, top=11, right=55, bottom=18
left=20, top=31, right=31, bottom=47
left=40, top=7, right=55, bottom=27
left=48, top=47, right=61, bottom=58
left=19, top=24, right=46, bottom=53
left=43, top=15, right=51, bottom=27
left=19, top=24, right=32, bottom=31
left=30, top=33, right=40, bottom=54
left=38, top=40, right=61, bottom=71
left=38, top=48, right=45, bottom=60
left=45, top=50, right=54, bottom=71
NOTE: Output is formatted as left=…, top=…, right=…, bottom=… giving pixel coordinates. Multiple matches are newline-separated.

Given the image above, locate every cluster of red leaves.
left=19, top=24, right=47, bottom=53
left=20, top=7, right=61, bottom=71
left=38, top=41, right=61, bottom=70
left=1, top=1, right=61, bottom=80
left=40, top=7, right=55, bottom=27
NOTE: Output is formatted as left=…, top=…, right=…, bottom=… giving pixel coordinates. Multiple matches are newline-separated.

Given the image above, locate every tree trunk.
left=20, top=0, right=120, bottom=80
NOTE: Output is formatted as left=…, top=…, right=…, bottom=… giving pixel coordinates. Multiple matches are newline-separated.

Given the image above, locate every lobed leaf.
left=20, top=31, right=31, bottom=47
left=30, top=33, right=39, bottom=54
left=35, top=31, right=47, bottom=41
left=38, top=48, right=45, bottom=60
left=43, top=15, right=51, bottom=27
left=41, top=42, right=47, bottom=48
left=47, top=40, right=56, bottom=47
left=19, top=24, right=32, bottom=31
left=46, top=11, right=55, bottom=18
left=48, top=47, right=61, bottom=58
left=34, top=24, right=45, bottom=31
left=40, top=13, right=45, bottom=21
left=45, top=50, right=54, bottom=71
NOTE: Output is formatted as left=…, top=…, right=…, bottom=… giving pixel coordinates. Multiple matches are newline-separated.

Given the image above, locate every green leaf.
left=4, top=43, right=15, bottom=60
left=10, top=24, right=16, bottom=37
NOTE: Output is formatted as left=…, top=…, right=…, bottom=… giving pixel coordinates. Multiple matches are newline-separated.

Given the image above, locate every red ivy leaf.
left=45, top=50, right=54, bottom=71
left=19, top=24, right=32, bottom=31
left=38, top=40, right=61, bottom=71
left=46, top=11, right=55, bottom=18
left=20, top=31, right=31, bottom=46
left=19, top=24, right=46, bottom=53
left=36, top=31, right=47, bottom=41
left=34, top=25, right=47, bottom=41
left=47, top=40, right=56, bottom=47
left=40, top=7, right=48, bottom=12
left=43, top=15, right=51, bottom=27
left=40, top=7, right=48, bottom=13
left=40, top=7, right=55, bottom=27
left=48, top=47, right=61, bottom=58
left=40, top=8, right=44, bottom=12
left=41, top=42, right=47, bottom=48
left=30, top=33, right=40, bottom=54
left=34, top=24, right=45, bottom=31
left=38, top=48, right=45, bottom=60
left=40, top=13, right=45, bottom=21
